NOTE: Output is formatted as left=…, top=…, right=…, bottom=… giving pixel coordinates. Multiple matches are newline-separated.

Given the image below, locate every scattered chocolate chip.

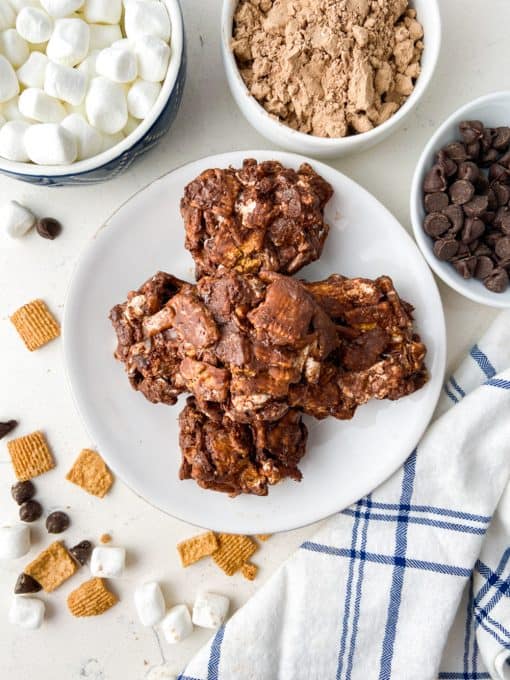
left=14, top=573, right=42, bottom=594
left=11, top=480, right=35, bottom=505
left=495, top=237, right=510, bottom=260
left=459, top=120, right=484, bottom=145
left=463, top=195, right=489, bottom=218
left=492, top=127, right=510, bottom=150
left=19, top=500, right=43, bottom=523
left=445, top=142, right=467, bottom=162
left=35, top=217, right=62, bottom=240
left=69, top=540, right=93, bottom=566
left=46, top=510, right=70, bottom=534
left=423, top=212, right=450, bottom=237
left=484, top=267, right=509, bottom=293
left=423, top=165, right=447, bottom=193
left=450, top=180, right=475, bottom=205
left=475, top=256, right=495, bottom=280
left=453, top=257, right=477, bottom=279
left=424, top=192, right=449, bottom=213
left=493, top=183, right=510, bottom=206
left=433, top=238, right=458, bottom=261
left=0, top=420, right=17, bottom=439
left=457, top=161, right=479, bottom=183
left=461, top=217, right=485, bottom=244
left=443, top=204, right=464, bottom=233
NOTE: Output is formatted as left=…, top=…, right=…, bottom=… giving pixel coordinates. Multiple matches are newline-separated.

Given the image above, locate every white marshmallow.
left=8, top=0, right=40, bottom=10
left=134, top=581, right=165, bottom=627
left=135, top=35, right=169, bottom=83
left=0, top=54, right=19, bottom=102
left=100, top=128, right=123, bottom=151
left=2, top=95, right=24, bottom=119
left=25, top=122, right=77, bottom=163
left=86, top=76, right=127, bottom=133
left=0, top=1, right=15, bottom=31
left=0, top=120, right=31, bottom=160
left=124, top=1, right=170, bottom=42
left=19, top=87, right=66, bottom=122
left=90, top=545, right=126, bottom=578
left=76, top=48, right=98, bottom=80
left=17, top=51, right=48, bottom=88
left=44, top=61, right=86, bottom=105
left=96, top=45, right=136, bottom=83
left=16, top=7, right=53, bottom=44
left=61, top=112, right=101, bottom=158
left=47, top=17, right=89, bottom=66
left=123, top=114, right=138, bottom=135
left=83, top=0, right=121, bottom=25
left=161, top=604, right=193, bottom=644
left=192, top=592, right=229, bottom=630
left=127, top=79, right=160, bottom=119
left=40, top=0, right=85, bottom=18
left=0, top=28, right=29, bottom=67
left=8, top=597, right=45, bottom=629
left=88, top=23, right=121, bottom=51
left=0, top=523, right=31, bottom=557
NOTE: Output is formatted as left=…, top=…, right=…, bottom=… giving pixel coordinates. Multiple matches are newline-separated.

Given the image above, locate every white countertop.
left=0, top=1, right=506, bottom=678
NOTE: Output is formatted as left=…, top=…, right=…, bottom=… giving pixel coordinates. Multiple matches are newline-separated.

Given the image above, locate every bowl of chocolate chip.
left=411, top=91, right=510, bottom=308
left=222, top=0, right=441, bottom=158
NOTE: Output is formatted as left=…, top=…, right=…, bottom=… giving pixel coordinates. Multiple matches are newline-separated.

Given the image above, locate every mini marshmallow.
left=76, top=49, right=99, bottom=80
left=83, top=0, right=121, bottom=25
left=0, top=1, right=15, bottom=31
left=100, top=129, right=123, bottom=151
left=127, top=79, right=160, bottom=120
left=9, top=597, right=45, bottom=630
left=161, top=604, right=193, bottom=644
left=134, top=581, right=165, bottom=627
left=44, top=61, right=86, bottom=105
left=0, top=29, right=29, bottom=67
left=88, top=23, right=121, bottom=51
left=135, top=35, right=169, bottom=83
left=19, top=87, right=66, bottom=122
left=86, top=76, right=127, bottom=134
left=47, top=17, right=89, bottom=66
left=90, top=546, right=126, bottom=578
left=2, top=95, right=24, bottom=120
left=0, top=54, right=19, bottom=102
left=0, top=523, right=31, bottom=557
left=96, top=45, right=136, bottom=83
left=25, top=122, right=77, bottom=164
left=17, top=51, right=48, bottom=88
left=124, top=1, right=170, bottom=42
left=0, top=120, right=31, bottom=161
left=192, top=592, right=230, bottom=630
left=61, top=112, right=101, bottom=159
left=40, top=0, right=85, bottom=18
left=16, top=7, right=54, bottom=44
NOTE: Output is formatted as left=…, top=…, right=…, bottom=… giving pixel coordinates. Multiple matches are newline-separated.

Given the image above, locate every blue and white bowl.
left=0, top=0, right=186, bottom=187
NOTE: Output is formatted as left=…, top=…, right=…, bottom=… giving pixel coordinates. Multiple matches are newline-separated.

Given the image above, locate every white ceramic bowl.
left=411, top=91, right=510, bottom=309
left=221, top=0, right=441, bottom=159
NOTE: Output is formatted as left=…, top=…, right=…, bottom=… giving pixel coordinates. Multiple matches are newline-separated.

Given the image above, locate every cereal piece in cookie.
left=66, top=449, right=113, bottom=498
left=25, top=541, right=77, bottom=593
left=67, top=577, right=118, bottom=617
left=212, top=534, right=257, bottom=576
left=241, top=562, right=258, bottom=581
left=177, top=531, right=218, bottom=567
left=10, top=300, right=60, bottom=351
left=7, top=431, right=55, bottom=481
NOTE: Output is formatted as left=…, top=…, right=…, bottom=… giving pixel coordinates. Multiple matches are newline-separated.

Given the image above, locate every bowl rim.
left=410, top=89, right=510, bottom=309
left=221, top=0, right=442, bottom=149
left=0, top=0, right=184, bottom=178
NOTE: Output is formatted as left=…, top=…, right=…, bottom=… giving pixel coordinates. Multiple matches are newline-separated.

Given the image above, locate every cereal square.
left=67, top=578, right=117, bottom=617
left=25, top=541, right=77, bottom=593
left=177, top=531, right=218, bottom=567
left=7, top=431, right=55, bottom=481
left=10, top=300, right=60, bottom=351
left=212, top=534, right=257, bottom=576
left=66, top=449, right=113, bottom=498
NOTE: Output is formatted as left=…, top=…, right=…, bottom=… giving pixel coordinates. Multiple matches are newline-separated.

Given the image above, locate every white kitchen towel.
left=178, top=311, right=510, bottom=680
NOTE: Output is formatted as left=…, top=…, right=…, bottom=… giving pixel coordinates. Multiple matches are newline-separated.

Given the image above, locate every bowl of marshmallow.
left=0, top=0, right=185, bottom=186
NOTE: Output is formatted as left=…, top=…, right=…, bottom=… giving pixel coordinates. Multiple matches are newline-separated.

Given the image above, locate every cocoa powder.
left=232, top=0, right=424, bottom=138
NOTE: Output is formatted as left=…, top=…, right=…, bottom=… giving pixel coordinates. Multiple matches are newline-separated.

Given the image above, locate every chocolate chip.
left=493, top=183, right=510, bottom=206
left=481, top=128, right=494, bottom=152
left=473, top=243, right=492, bottom=257
left=461, top=217, right=485, bottom=243
left=475, top=174, right=490, bottom=194
left=46, top=511, right=70, bottom=534
left=480, top=149, right=500, bottom=167
left=489, top=164, right=510, bottom=183
left=436, top=150, right=457, bottom=177
left=495, top=237, right=510, bottom=260
left=443, top=204, right=464, bottom=233
left=468, top=238, right=480, bottom=253
left=475, top=255, right=495, bottom=280
left=423, top=165, right=447, bottom=193
left=459, top=120, right=484, bottom=145
left=485, top=230, right=503, bottom=248
left=423, top=212, right=450, bottom=237
left=484, top=267, right=509, bottom=293
left=466, top=141, right=481, bottom=160
left=424, top=192, right=449, bottom=213
left=492, top=127, right=510, bottom=150
left=445, top=142, right=468, bottom=162
left=11, top=480, right=35, bottom=505
left=457, top=161, right=479, bottom=183
left=500, top=213, right=510, bottom=235
left=463, top=195, right=489, bottom=217
left=482, top=211, right=496, bottom=225
left=35, top=217, right=62, bottom=240
left=453, top=256, right=477, bottom=279
left=14, top=573, right=42, bottom=594
left=499, top=150, right=510, bottom=169
left=450, top=180, right=475, bottom=205
left=0, top=420, right=17, bottom=439
left=433, top=238, right=459, bottom=261
left=494, top=206, right=510, bottom=229
left=69, top=540, right=93, bottom=566
left=19, top=500, right=43, bottom=523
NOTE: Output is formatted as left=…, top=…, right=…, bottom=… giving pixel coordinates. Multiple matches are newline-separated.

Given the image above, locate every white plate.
left=63, top=150, right=446, bottom=534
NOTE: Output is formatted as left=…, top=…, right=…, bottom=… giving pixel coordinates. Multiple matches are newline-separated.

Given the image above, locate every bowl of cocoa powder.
left=222, top=0, right=441, bottom=158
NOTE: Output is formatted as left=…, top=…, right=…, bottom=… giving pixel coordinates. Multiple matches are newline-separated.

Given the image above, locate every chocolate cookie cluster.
left=422, top=120, right=510, bottom=293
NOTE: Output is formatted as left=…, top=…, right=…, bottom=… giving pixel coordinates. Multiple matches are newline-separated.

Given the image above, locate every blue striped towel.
left=179, top=311, right=510, bottom=680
